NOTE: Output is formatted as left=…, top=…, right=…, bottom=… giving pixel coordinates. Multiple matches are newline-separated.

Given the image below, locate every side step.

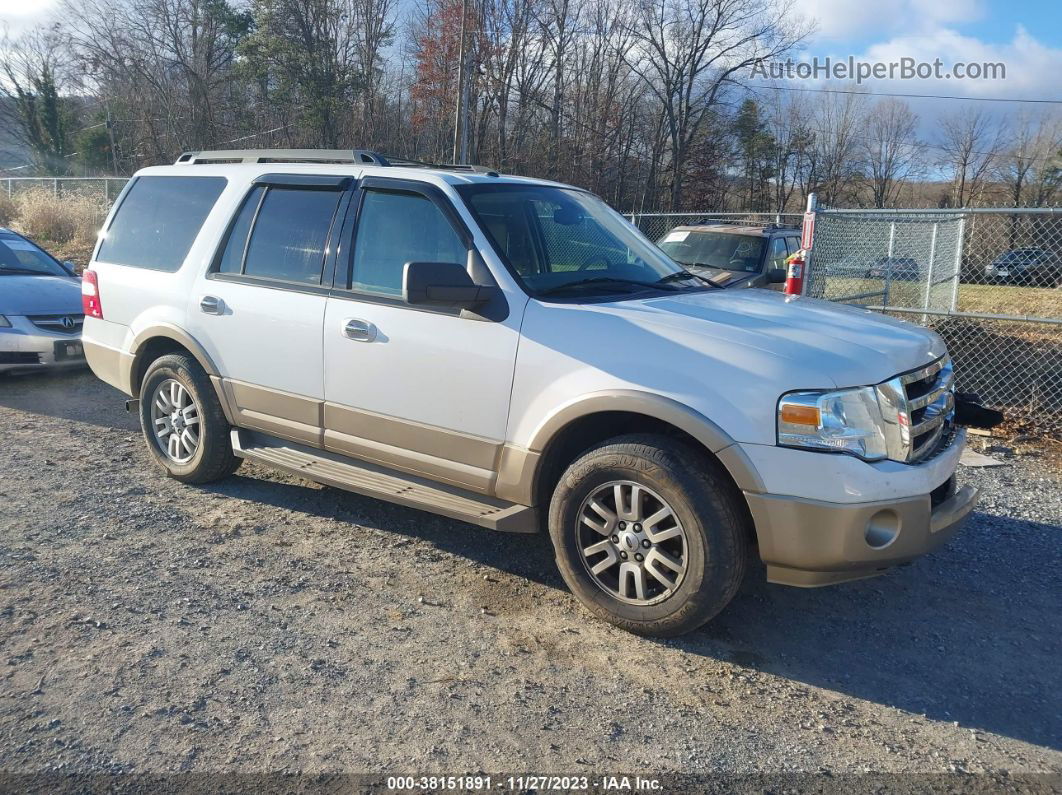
left=231, top=429, right=537, bottom=533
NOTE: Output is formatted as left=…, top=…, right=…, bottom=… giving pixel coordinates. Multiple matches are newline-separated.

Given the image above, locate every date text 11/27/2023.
left=385, top=775, right=663, bottom=791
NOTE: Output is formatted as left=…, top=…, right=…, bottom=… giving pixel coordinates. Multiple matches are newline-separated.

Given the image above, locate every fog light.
left=865, top=510, right=900, bottom=549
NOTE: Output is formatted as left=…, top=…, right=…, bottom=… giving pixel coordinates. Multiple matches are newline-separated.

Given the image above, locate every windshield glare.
left=457, top=184, right=697, bottom=297
left=0, top=234, right=68, bottom=276
left=657, top=230, right=766, bottom=273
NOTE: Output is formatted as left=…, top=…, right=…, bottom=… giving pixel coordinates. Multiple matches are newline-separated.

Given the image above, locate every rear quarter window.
left=97, top=175, right=227, bottom=272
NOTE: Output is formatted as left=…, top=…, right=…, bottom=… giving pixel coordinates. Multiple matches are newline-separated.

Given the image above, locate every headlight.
left=0, top=315, right=11, bottom=328
left=778, top=387, right=888, bottom=461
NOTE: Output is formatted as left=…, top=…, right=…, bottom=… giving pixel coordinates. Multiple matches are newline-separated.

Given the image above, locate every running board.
left=230, top=429, right=537, bottom=533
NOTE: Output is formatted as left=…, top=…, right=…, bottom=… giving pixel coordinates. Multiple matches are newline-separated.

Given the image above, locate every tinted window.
left=768, top=237, right=788, bottom=269
left=98, top=176, right=226, bottom=271
left=351, top=190, right=467, bottom=296
left=786, top=237, right=801, bottom=255
left=217, top=186, right=265, bottom=274
left=242, top=187, right=340, bottom=284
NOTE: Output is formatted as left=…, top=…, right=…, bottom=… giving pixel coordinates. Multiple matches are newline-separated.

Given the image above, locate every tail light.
left=82, top=270, right=103, bottom=319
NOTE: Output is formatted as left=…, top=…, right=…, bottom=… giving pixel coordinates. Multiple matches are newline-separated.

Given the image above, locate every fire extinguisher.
left=783, top=250, right=805, bottom=296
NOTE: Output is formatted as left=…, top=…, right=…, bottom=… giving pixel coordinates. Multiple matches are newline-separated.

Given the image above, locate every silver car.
left=0, top=228, right=86, bottom=374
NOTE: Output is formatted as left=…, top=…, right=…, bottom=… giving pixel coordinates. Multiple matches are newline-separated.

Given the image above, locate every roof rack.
left=176, top=149, right=392, bottom=165
left=175, top=149, right=500, bottom=176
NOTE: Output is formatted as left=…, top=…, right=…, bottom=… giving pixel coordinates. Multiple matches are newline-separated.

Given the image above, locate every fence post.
left=950, top=214, right=965, bottom=313
left=801, top=193, right=817, bottom=297
left=53, top=177, right=59, bottom=197
left=884, top=221, right=896, bottom=308
left=923, top=222, right=939, bottom=323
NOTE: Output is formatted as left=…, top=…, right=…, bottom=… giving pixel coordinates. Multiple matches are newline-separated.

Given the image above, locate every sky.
left=0, top=0, right=57, bottom=37
left=778, top=0, right=1062, bottom=106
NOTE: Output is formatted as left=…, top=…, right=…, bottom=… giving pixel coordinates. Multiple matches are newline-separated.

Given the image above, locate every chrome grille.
left=901, top=357, right=955, bottom=461
left=27, top=314, right=83, bottom=335
left=876, top=356, right=957, bottom=464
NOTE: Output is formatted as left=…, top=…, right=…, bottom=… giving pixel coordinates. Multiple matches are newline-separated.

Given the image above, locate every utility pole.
left=452, top=0, right=470, bottom=165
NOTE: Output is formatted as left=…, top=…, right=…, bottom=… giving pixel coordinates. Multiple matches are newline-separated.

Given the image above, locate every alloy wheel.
left=577, top=480, right=688, bottom=606
left=149, top=378, right=201, bottom=464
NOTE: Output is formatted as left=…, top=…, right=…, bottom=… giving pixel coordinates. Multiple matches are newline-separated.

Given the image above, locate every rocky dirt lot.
left=0, top=370, right=1060, bottom=787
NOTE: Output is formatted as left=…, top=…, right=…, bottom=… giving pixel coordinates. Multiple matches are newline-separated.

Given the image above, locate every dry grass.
left=826, top=277, right=1062, bottom=319
left=10, top=188, right=106, bottom=255
left=0, top=192, right=17, bottom=227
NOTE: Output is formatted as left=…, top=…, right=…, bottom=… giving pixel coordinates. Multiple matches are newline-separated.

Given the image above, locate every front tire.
left=549, top=434, right=749, bottom=637
left=139, top=353, right=240, bottom=484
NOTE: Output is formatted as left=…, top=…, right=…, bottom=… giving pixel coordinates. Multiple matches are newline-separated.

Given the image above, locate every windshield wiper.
left=657, top=268, right=725, bottom=289
left=537, top=277, right=673, bottom=297
left=0, top=267, right=47, bottom=276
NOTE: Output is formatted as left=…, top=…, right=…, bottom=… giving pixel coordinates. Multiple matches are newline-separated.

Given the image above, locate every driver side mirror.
left=403, top=262, right=498, bottom=308
left=767, top=267, right=787, bottom=284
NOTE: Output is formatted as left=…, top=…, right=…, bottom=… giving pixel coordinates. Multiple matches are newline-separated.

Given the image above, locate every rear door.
left=321, top=177, right=523, bottom=494
left=186, top=174, right=351, bottom=446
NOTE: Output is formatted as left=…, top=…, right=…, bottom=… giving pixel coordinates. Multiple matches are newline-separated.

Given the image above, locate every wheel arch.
left=128, top=325, right=234, bottom=424
left=506, top=392, right=765, bottom=524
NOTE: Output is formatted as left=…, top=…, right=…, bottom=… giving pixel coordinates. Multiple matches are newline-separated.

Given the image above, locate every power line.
left=748, top=83, right=1062, bottom=105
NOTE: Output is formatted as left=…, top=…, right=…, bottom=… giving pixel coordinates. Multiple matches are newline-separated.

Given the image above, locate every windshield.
left=0, top=233, right=69, bottom=277
left=657, top=230, right=766, bottom=273
left=457, top=184, right=703, bottom=298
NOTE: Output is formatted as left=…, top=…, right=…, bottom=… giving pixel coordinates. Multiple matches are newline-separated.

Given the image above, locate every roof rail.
left=175, top=149, right=392, bottom=165
left=175, top=148, right=501, bottom=176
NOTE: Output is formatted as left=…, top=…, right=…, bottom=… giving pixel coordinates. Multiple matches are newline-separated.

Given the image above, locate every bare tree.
left=805, top=87, right=867, bottom=207
left=624, top=0, right=807, bottom=209
left=860, top=98, right=922, bottom=209
left=996, top=111, right=1062, bottom=208
left=937, top=107, right=1003, bottom=207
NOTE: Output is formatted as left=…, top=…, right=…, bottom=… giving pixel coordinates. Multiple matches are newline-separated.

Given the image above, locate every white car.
left=81, top=149, right=976, bottom=636
left=0, top=228, right=86, bottom=374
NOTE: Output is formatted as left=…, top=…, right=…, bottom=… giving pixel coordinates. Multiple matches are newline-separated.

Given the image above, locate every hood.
left=0, top=275, right=83, bottom=316
left=602, top=288, right=945, bottom=388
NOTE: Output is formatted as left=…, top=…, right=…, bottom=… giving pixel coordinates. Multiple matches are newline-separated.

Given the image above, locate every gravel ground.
left=0, top=370, right=1060, bottom=786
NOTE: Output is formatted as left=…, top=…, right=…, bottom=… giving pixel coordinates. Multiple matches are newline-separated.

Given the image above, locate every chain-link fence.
left=3, top=177, right=129, bottom=203
left=806, top=207, right=1062, bottom=427
left=627, top=212, right=803, bottom=243
left=2, top=177, right=130, bottom=234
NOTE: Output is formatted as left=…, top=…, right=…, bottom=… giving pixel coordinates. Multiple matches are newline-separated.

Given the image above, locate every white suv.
left=82, top=149, right=977, bottom=636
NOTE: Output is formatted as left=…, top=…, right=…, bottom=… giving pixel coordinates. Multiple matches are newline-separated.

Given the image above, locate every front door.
left=322, top=178, right=524, bottom=494
left=188, top=176, right=350, bottom=445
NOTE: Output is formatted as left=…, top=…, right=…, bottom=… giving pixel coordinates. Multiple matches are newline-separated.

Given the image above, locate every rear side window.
left=217, top=187, right=264, bottom=274
left=217, top=186, right=341, bottom=285
left=98, top=176, right=226, bottom=271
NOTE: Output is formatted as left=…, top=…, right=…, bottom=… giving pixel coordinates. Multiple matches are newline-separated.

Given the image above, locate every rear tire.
left=548, top=434, right=748, bottom=637
left=139, top=353, right=240, bottom=484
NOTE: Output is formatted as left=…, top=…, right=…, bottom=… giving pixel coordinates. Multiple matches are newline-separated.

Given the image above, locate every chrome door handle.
left=343, top=318, right=377, bottom=342
left=200, top=295, right=224, bottom=315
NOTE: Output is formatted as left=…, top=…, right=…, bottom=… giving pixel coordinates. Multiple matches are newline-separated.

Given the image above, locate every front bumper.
left=745, top=481, right=978, bottom=586
left=0, top=316, right=86, bottom=373
left=740, top=428, right=976, bottom=587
